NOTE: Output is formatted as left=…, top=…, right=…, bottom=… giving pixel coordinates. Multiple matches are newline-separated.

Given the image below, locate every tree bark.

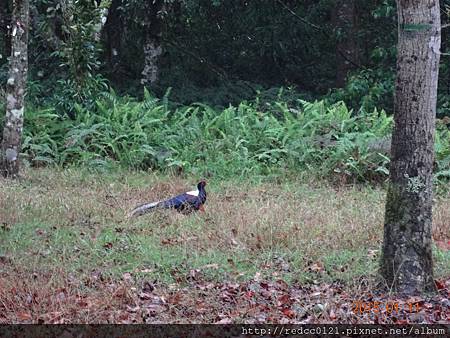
left=381, top=0, right=441, bottom=294
left=332, top=0, right=359, bottom=87
left=1, top=0, right=29, bottom=178
left=0, top=0, right=12, bottom=62
left=93, top=0, right=109, bottom=43
left=104, top=0, right=122, bottom=71
left=141, top=0, right=164, bottom=87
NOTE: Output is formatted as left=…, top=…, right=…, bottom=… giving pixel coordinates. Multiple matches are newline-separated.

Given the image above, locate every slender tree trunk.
left=93, top=0, right=109, bottom=42
left=141, top=0, right=164, bottom=87
left=332, top=0, right=358, bottom=87
left=381, top=0, right=441, bottom=294
left=1, top=0, right=29, bottom=178
left=0, top=0, right=12, bottom=61
left=104, top=0, right=122, bottom=71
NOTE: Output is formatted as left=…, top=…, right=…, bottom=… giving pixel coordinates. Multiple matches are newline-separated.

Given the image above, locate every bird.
left=129, top=180, right=207, bottom=217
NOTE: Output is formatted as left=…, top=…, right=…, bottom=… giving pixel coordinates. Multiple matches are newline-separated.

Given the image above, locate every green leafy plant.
left=19, top=89, right=450, bottom=185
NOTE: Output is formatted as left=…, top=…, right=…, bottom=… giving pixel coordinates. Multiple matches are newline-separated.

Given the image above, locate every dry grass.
left=0, top=168, right=449, bottom=323
left=0, top=267, right=137, bottom=323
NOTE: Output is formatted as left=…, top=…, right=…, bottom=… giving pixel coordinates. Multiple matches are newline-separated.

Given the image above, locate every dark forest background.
left=1, top=0, right=448, bottom=112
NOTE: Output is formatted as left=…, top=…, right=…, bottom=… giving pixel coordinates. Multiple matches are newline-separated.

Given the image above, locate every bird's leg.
left=199, top=204, right=205, bottom=212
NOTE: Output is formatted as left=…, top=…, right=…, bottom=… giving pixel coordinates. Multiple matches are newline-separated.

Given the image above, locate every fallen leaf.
left=16, top=312, right=32, bottom=321
left=435, top=280, right=446, bottom=290
left=126, top=305, right=140, bottom=313
left=278, top=294, right=291, bottom=306
left=282, top=308, right=295, bottom=318
left=309, top=262, right=324, bottom=272
left=142, top=281, right=155, bottom=293
left=215, top=317, right=233, bottom=324
left=139, top=292, right=153, bottom=300
left=329, top=309, right=337, bottom=320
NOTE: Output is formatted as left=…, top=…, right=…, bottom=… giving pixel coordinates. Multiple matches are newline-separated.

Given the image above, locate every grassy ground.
left=0, top=168, right=449, bottom=323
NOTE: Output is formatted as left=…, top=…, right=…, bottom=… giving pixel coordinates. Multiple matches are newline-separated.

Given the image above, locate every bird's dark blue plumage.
left=129, top=181, right=207, bottom=217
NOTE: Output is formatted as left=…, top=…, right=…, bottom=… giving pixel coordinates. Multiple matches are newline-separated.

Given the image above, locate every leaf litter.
left=2, top=267, right=447, bottom=323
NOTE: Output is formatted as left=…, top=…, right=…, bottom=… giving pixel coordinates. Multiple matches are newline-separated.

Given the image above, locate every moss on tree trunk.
left=381, top=0, right=441, bottom=295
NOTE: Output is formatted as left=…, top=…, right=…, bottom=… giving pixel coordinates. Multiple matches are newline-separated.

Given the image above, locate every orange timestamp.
left=352, top=300, right=421, bottom=315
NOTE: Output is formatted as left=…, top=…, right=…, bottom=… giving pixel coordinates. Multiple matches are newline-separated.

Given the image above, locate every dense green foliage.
left=7, top=91, right=448, bottom=184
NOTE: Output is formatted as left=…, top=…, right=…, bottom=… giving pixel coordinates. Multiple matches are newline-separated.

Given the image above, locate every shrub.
left=16, top=89, right=450, bottom=184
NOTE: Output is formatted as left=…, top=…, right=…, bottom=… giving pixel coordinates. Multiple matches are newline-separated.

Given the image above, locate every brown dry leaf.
left=276, top=279, right=289, bottom=290
left=168, top=292, right=182, bottom=305
left=126, top=305, right=140, bottom=313
left=329, top=309, right=337, bottom=320
left=142, top=281, right=155, bottom=293
left=139, top=292, right=153, bottom=300
left=277, top=294, right=291, bottom=307
left=281, top=308, right=295, bottom=318
left=434, top=280, right=446, bottom=290
left=195, top=301, right=208, bottom=314
left=143, top=303, right=165, bottom=316
left=215, top=317, right=233, bottom=324
left=76, top=297, right=89, bottom=308
left=161, top=238, right=172, bottom=245
left=16, top=312, right=32, bottom=321
left=309, top=262, right=324, bottom=272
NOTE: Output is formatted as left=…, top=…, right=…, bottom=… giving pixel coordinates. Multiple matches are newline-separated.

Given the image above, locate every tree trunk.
left=381, top=0, right=441, bottom=294
left=92, top=0, right=109, bottom=43
left=1, top=0, right=29, bottom=178
left=104, top=0, right=122, bottom=71
left=0, top=0, right=12, bottom=62
left=141, top=0, right=164, bottom=87
left=332, top=0, right=358, bottom=88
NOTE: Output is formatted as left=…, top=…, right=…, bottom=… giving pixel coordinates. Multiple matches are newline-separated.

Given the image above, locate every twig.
left=275, top=0, right=322, bottom=31
left=276, top=0, right=362, bottom=69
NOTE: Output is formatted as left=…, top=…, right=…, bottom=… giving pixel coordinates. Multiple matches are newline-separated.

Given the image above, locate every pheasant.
left=129, top=180, right=207, bottom=217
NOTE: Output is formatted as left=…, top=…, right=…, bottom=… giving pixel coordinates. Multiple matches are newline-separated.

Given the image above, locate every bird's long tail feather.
left=128, top=201, right=160, bottom=218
